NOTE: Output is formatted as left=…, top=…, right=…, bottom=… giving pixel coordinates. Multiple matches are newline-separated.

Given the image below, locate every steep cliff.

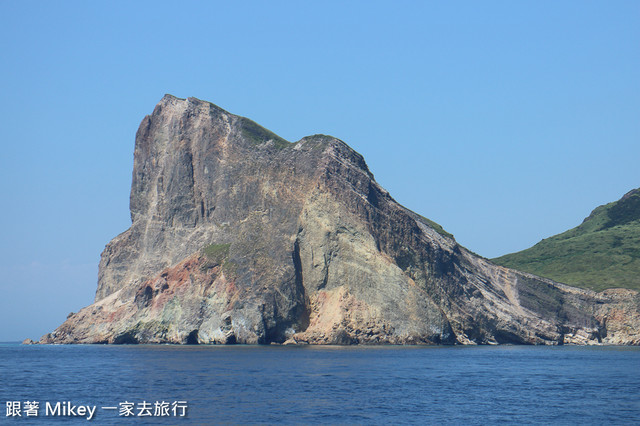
left=41, top=95, right=640, bottom=345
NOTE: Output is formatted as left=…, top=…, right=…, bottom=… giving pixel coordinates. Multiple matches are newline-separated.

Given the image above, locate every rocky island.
left=40, top=95, right=640, bottom=345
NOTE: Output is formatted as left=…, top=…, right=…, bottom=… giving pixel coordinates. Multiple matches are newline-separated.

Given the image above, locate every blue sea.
left=1, top=343, right=639, bottom=425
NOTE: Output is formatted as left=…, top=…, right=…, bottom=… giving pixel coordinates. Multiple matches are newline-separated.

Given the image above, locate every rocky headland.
left=40, top=95, right=640, bottom=345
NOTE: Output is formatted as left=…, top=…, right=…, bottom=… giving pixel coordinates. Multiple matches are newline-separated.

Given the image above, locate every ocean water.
left=1, top=343, right=639, bottom=425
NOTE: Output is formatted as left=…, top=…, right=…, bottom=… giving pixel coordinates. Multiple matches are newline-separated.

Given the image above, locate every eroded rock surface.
left=41, top=95, right=640, bottom=345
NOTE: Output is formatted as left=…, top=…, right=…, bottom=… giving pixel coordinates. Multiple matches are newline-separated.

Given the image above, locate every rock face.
left=41, top=95, right=640, bottom=345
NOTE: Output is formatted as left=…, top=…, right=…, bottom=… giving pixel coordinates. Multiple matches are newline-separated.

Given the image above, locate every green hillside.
left=493, top=188, right=640, bottom=292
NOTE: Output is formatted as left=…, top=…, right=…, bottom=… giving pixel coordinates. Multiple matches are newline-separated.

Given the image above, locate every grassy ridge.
left=239, top=117, right=290, bottom=149
left=417, top=214, right=454, bottom=239
left=493, top=188, right=640, bottom=292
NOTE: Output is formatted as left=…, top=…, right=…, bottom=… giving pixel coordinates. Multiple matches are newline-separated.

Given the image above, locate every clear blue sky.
left=1, top=1, right=638, bottom=341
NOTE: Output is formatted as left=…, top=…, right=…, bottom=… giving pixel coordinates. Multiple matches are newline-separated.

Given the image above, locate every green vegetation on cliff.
left=203, top=243, right=230, bottom=261
left=418, top=214, right=454, bottom=239
left=493, top=188, right=640, bottom=292
left=239, top=117, right=290, bottom=149
left=202, top=243, right=237, bottom=276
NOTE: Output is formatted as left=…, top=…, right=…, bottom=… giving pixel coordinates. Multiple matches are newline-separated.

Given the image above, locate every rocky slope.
left=494, top=188, right=640, bottom=292
left=41, top=95, right=640, bottom=345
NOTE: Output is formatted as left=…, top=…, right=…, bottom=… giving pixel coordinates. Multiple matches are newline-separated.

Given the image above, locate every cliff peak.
left=41, top=96, right=640, bottom=346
